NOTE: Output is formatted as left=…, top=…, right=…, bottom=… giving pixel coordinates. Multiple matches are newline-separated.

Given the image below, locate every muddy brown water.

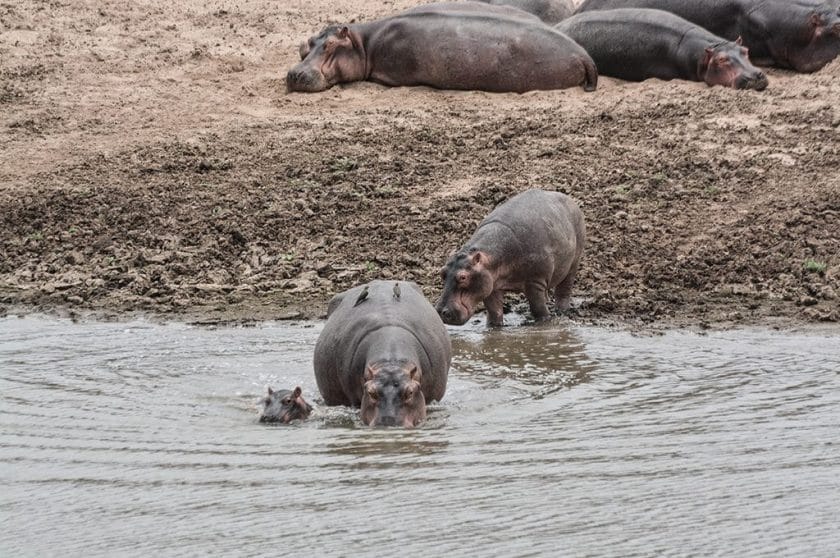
left=2, top=315, right=839, bottom=556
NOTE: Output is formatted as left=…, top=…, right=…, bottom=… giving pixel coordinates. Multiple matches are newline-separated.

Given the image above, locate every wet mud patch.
left=1, top=0, right=838, bottom=328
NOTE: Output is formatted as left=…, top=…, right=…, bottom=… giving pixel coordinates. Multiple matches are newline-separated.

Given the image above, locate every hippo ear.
left=470, top=251, right=482, bottom=266
left=735, top=36, right=743, bottom=46
left=293, top=386, right=302, bottom=398
left=703, top=46, right=715, bottom=65
left=408, top=365, right=421, bottom=382
left=364, top=365, right=377, bottom=381
left=337, top=26, right=349, bottom=39
left=267, top=386, right=274, bottom=395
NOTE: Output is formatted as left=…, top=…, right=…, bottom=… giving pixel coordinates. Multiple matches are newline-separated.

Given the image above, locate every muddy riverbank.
left=1, top=0, right=838, bottom=328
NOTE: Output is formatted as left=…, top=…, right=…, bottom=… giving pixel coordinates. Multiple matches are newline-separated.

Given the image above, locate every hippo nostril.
left=378, top=416, right=397, bottom=427
left=286, top=69, right=302, bottom=84
left=439, top=308, right=452, bottom=321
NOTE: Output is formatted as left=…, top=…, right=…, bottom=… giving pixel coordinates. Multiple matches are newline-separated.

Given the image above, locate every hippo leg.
left=484, top=290, right=505, bottom=327
left=553, top=261, right=579, bottom=314
left=524, top=282, right=551, bottom=322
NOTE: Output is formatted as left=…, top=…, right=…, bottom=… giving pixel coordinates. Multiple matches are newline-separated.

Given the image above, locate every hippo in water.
left=556, top=9, right=768, bottom=89
left=474, top=0, right=576, bottom=23
left=287, top=2, right=598, bottom=93
left=258, top=386, right=313, bottom=423
left=575, top=0, right=840, bottom=72
left=436, top=189, right=585, bottom=327
left=314, top=281, right=451, bottom=428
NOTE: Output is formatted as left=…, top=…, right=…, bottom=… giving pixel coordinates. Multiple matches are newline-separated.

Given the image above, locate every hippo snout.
left=736, top=71, right=768, bottom=91
left=285, top=65, right=328, bottom=93
left=377, top=415, right=397, bottom=427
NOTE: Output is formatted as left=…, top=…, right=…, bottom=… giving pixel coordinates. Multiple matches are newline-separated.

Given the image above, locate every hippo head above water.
left=258, top=386, right=313, bottom=424
left=287, top=25, right=365, bottom=93
left=701, top=38, right=768, bottom=90
left=360, top=362, right=426, bottom=428
left=436, top=250, right=495, bottom=326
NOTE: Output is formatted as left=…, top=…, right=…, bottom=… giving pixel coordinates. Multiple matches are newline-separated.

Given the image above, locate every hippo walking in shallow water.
left=436, top=189, right=585, bottom=327
left=556, top=9, right=768, bottom=89
left=474, top=0, right=576, bottom=23
left=287, top=2, right=598, bottom=93
left=575, top=0, right=840, bottom=72
left=314, top=281, right=451, bottom=428
left=258, top=386, right=313, bottom=424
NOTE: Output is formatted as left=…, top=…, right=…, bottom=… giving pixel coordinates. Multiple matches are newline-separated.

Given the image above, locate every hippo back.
left=574, top=0, right=747, bottom=39
left=314, top=280, right=452, bottom=406
left=475, top=189, right=584, bottom=256
left=475, top=0, right=576, bottom=23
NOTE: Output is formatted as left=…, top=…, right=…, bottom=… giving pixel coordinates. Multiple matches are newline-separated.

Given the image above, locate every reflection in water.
left=2, top=316, right=840, bottom=556
left=450, top=314, right=596, bottom=398
left=325, top=434, right=450, bottom=459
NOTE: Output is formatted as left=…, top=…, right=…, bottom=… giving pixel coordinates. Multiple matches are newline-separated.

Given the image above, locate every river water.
left=1, top=315, right=839, bottom=556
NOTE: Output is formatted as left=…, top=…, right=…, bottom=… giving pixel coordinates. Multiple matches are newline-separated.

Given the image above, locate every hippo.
left=574, top=0, right=840, bottom=72
left=474, top=0, right=576, bottom=23
left=287, top=2, right=598, bottom=93
left=314, top=281, right=451, bottom=428
left=436, top=189, right=585, bottom=327
left=556, top=9, right=768, bottom=89
left=258, top=386, right=313, bottom=423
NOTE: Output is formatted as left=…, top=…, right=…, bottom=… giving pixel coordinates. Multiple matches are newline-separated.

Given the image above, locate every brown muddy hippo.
left=474, top=0, right=576, bottom=23
left=436, top=189, right=586, bottom=327
left=575, top=0, right=840, bottom=72
left=556, top=9, right=768, bottom=89
left=314, top=281, right=451, bottom=428
left=258, top=386, right=313, bottom=424
left=287, top=2, right=597, bottom=93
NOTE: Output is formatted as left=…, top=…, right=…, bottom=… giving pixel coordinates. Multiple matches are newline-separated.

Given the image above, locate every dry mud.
left=1, top=0, right=839, bottom=328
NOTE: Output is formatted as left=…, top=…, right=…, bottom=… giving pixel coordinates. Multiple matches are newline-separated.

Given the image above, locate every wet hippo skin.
left=314, top=281, right=451, bottom=428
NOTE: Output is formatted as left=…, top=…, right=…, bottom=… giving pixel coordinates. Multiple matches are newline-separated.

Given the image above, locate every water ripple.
left=2, top=316, right=839, bottom=556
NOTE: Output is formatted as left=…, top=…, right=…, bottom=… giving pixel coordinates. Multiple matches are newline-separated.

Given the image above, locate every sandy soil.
left=1, top=0, right=838, bottom=328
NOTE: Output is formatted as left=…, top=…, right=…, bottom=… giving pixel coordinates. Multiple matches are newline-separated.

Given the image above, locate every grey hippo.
left=287, top=1, right=597, bottom=93
left=436, top=189, right=586, bottom=328
left=575, top=0, right=840, bottom=72
left=556, top=8, right=768, bottom=89
left=314, top=281, right=451, bottom=428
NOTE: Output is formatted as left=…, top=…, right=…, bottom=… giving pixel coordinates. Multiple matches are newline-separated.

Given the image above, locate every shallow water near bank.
left=2, top=315, right=839, bottom=556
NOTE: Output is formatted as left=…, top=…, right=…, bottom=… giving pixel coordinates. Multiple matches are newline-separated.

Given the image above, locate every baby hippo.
left=258, top=386, right=313, bottom=424
left=436, top=189, right=585, bottom=327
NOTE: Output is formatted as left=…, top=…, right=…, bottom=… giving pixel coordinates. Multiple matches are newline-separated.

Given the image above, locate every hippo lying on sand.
left=314, top=281, right=451, bottom=428
left=436, top=189, right=586, bottom=327
left=474, top=0, right=576, bottom=23
left=258, top=386, right=313, bottom=423
left=287, top=2, right=597, bottom=93
left=575, top=0, right=840, bottom=72
left=556, top=9, right=768, bottom=89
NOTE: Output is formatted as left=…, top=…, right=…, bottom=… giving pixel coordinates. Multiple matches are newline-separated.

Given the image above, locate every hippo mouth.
left=437, top=299, right=473, bottom=325
left=285, top=66, right=330, bottom=93
left=735, top=72, right=768, bottom=91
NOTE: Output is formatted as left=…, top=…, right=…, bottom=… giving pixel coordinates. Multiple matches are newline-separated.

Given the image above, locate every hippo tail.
left=582, top=57, right=598, bottom=92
